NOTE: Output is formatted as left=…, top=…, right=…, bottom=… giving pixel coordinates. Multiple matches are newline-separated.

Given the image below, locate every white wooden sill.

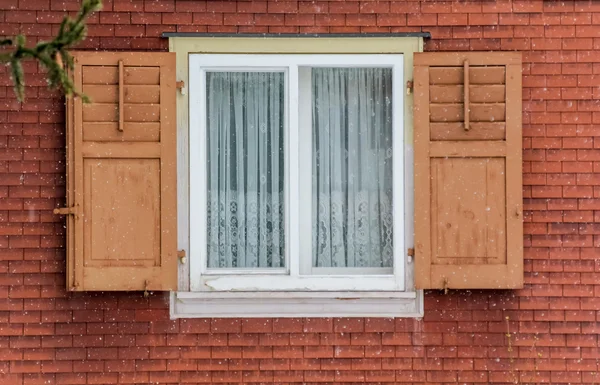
left=170, top=290, right=424, bottom=318
left=195, top=275, right=404, bottom=292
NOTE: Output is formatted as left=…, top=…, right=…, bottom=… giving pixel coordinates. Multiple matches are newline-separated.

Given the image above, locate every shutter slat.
left=429, top=66, right=506, bottom=85
left=430, top=122, right=505, bottom=141
left=429, top=103, right=506, bottom=123
left=83, top=85, right=160, bottom=104
left=430, top=85, right=505, bottom=103
left=81, top=142, right=162, bottom=158
left=82, top=66, right=160, bottom=85
left=414, top=52, right=523, bottom=290
left=83, top=122, right=160, bottom=142
left=65, top=52, right=177, bottom=292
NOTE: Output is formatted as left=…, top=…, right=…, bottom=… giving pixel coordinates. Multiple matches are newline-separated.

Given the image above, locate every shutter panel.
left=63, top=52, right=177, bottom=291
left=414, top=52, right=523, bottom=290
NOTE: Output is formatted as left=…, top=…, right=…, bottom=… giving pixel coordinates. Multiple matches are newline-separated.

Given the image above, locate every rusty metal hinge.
left=53, top=205, right=79, bottom=219
left=176, top=80, right=186, bottom=95
left=53, top=206, right=76, bottom=215
left=177, top=249, right=187, bottom=264
left=406, top=80, right=414, bottom=95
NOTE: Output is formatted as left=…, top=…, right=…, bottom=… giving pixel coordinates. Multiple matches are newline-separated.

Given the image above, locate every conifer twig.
left=0, top=0, right=102, bottom=102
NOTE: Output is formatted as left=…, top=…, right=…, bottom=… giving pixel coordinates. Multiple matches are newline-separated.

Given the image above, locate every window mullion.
left=297, top=67, right=313, bottom=276
left=288, top=64, right=300, bottom=277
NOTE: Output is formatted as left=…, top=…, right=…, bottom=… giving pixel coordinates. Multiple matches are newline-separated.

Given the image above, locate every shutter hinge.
left=177, top=249, right=187, bottom=264
left=407, top=247, right=414, bottom=263
left=176, top=80, right=186, bottom=95
left=53, top=205, right=79, bottom=219
left=406, top=80, right=414, bottom=95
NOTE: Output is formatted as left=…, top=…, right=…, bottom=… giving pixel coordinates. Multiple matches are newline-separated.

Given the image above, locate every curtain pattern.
left=312, top=68, right=394, bottom=268
left=206, top=72, right=285, bottom=268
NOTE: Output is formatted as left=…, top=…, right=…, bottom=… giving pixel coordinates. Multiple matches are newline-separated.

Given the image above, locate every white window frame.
left=168, top=37, right=424, bottom=318
left=189, top=54, right=404, bottom=292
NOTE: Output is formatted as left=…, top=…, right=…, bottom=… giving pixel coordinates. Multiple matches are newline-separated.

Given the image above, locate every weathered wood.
left=415, top=51, right=521, bottom=66
left=65, top=52, right=177, bottom=292
left=83, top=85, right=160, bottom=104
left=414, top=51, right=523, bottom=290
left=430, top=122, right=505, bottom=141
left=83, top=122, right=160, bottom=142
left=429, top=103, right=506, bottom=123
left=83, top=159, right=161, bottom=266
left=429, top=141, right=507, bottom=158
left=430, top=158, right=506, bottom=265
left=82, top=65, right=160, bottom=85
left=430, top=85, right=505, bottom=104
left=83, top=104, right=160, bottom=123
left=118, top=60, right=124, bottom=132
left=429, top=66, right=506, bottom=85
left=464, top=60, right=469, bottom=131
left=413, top=59, right=432, bottom=289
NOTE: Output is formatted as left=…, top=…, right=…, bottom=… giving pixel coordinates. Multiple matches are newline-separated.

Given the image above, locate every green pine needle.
left=2, top=0, right=102, bottom=102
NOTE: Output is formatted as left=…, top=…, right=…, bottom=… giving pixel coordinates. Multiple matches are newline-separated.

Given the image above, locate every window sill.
left=170, top=291, right=424, bottom=318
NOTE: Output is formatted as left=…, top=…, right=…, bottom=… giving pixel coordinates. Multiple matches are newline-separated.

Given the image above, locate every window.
left=61, top=38, right=522, bottom=317
left=189, top=54, right=405, bottom=293
left=171, top=37, right=424, bottom=317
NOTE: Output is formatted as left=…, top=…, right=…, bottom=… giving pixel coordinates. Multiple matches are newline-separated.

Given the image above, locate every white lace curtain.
left=206, top=68, right=393, bottom=269
left=312, top=68, right=394, bottom=268
left=206, top=72, right=285, bottom=268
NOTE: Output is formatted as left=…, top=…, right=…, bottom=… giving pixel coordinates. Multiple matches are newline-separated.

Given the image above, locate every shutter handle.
left=515, top=207, right=521, bottom=218
left=118, top=60, right=124, bottom=132
left=463, top=60, right=470, bottom=131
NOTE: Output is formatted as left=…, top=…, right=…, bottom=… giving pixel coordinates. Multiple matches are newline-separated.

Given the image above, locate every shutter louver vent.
left=414, top=52, right=523, bottom=290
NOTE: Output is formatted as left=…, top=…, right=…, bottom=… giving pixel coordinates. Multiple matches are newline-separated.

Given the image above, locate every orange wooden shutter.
left=414, top=52, right=523, bottom=290
left=61, top=52, right=177, bottom=291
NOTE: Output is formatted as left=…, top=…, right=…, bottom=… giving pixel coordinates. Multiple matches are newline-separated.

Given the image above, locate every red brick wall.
left=1, top=0, right=598, bottom=383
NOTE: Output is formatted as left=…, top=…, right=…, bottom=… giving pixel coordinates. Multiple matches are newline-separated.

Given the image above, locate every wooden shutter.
left=61, top=52, right=177, bottom=291
left=414, top=52, right=523, bottom=290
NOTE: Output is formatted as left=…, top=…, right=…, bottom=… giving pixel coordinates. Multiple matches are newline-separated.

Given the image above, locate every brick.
left=334, top=318, right=364, bottom=332
left=192, top=12, right=223, bottom=25
left=223, top=12, right=253, bottom=25
left=438, top=13, right=467, bottom=26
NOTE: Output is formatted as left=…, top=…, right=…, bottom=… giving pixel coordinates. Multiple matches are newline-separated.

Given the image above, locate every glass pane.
left=312, top=68, right=393, bottom=268
left=206, top=72, right=285, bottom=268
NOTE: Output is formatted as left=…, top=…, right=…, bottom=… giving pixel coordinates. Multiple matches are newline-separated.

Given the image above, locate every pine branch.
left=0, top=0, right=102, bottom=102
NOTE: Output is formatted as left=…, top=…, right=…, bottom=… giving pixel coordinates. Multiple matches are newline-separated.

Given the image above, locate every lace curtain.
left=206, top=72, right=285, bottom=268
left=312, top=68, right=394, bottom=268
